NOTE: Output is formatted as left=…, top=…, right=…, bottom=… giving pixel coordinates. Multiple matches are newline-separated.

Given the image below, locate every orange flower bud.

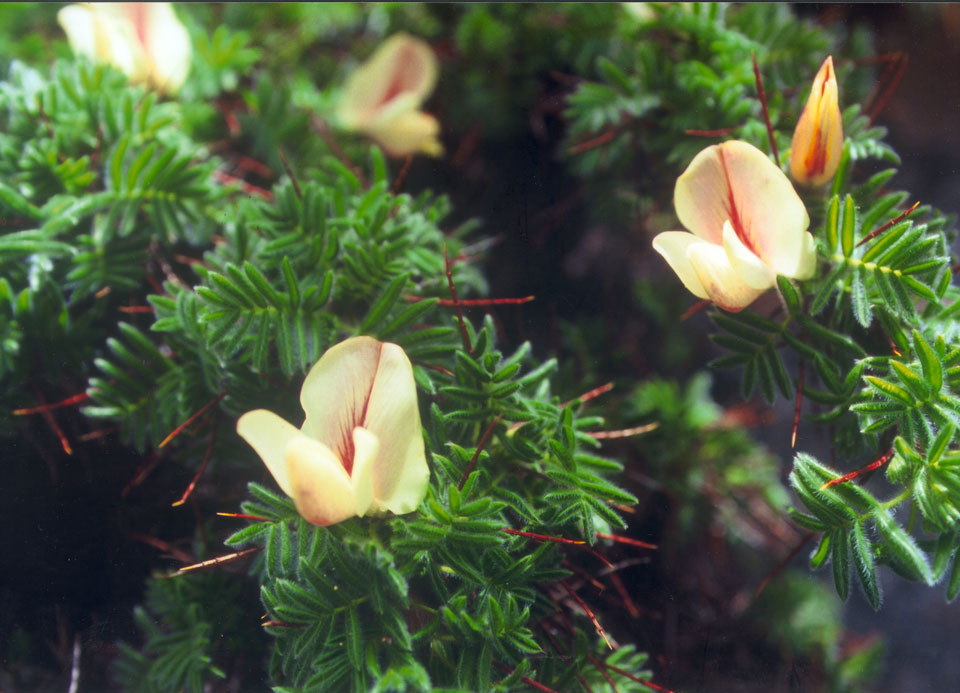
left=790, top=56, right=843, bottom=187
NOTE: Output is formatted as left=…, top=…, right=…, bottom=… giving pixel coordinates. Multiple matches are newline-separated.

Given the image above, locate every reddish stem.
left=752, top=52, right=780, bottom=167
left=821, top=447, right=894, bottom=489
left=171, top=425, right=218, bottom=506
left=458, top=414, right=503, bottom=490
left=30, top=385, right=72, bottom=455
left=14, top=391, right=90, bottom=415
left=158, top=391, right=226, bottom=449
left=491, top=661, right=559, bottom=693
left=444, top=243, right=472, bottom=354
left=596, top=532, right=658, bottom=550
left=685, top=127, right=738, bottom=137
left=404, top=295, right=536, bottom=306
left=792, top=359, right=805, bottom=448
left=217, top=512, right=272, bottom=522
left=855, top=201, right=920, bottom=247
left=561, top=580, right=612, bottom=650
left=503, top=528, right=586, bottom=546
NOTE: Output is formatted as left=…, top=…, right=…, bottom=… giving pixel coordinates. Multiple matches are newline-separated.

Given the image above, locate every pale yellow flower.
left=337, top=33, right=443, bottom=157
left=57, top=3, right=192, bottom=94
left=790, top=56, right=843, bottom=187
left=653, top=141, right=816, bottom=312
left=237, top=337, right=429, bottom=526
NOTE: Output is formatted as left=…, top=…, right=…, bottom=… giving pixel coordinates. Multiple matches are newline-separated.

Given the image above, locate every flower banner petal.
left=361, top=342, right=429, bottom=512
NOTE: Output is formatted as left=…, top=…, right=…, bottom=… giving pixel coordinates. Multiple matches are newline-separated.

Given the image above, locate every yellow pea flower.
left=653, top=141, right=816, bottom=312
left=337, top=33, right=443, bottom=158
left=790, top=56, right=843, bottom=187
left=57, top=3, right=192, bottom=94
left=237, top=337, right=429, bottom=527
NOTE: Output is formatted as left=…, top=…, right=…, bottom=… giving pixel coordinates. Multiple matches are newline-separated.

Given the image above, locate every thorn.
left=233, top=155, right=273, bottom=178
left=128, top=531, right=194, bottom=563
left=491, top=661, right=559, bottom=693
left=539, top=626, right=596, bottom=693
left=754, top=532, right=815, bottom=598
left=867, top=51, right=908, bottom=127
left=212, top=170, right=273, bottom=200
left=390, top=155, right=413, bottom=195
left=14, top=391, right=90, bottom=415
left=752, top=52, right=780, bottom=167
left=503, top=528, right=586, bottom=545
left=277, top=148, right=302, bottom=199
left=122, top=451, right=162, bottom=497
left=311, top=115, right=368, bottom=188
left=562, top=381, right=614, bottom=409
left=680, top=299, right=711, bottom=321
left=607, top=570, right=641, bottom=619
left=443, top=243, right=471, bottom=354
left=260, top=620, right=303, bottom=628
left=820, top=447, right=894, bottom=489
left=78, top=427, right=116, bottom=442
left=403, top=295, right=536, bottom=306
left=561, top=580, right=613, bottom=650
left=171, top=425, right=218, bottom=506
left=164, top=547, right=261, bottom=577
left=29, top=385, right=72, bottom=455
left=458, top=414, right=503, bottom=490
left=855, top=201, right=920, bottom=247
left=586, top=422, right=659, bottom=440
left=595, top=532, right=658, bottom=550
left=792, top=360, right=805, bottom=448
left=217, top=511, right=272, bottom=522
left=684, top=127, right=738, bottom=137
left=158, top=391, right=226, bottom=449
left=598, top=660, right=674, bottom=693
left=567, top=128, right=620, bottom=155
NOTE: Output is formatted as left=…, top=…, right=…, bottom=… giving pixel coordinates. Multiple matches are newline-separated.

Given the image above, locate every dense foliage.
left=2, top=3, right=955, bottom=691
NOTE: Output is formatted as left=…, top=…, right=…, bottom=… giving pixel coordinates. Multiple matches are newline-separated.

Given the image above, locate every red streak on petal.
left=717, top=146, right=760, bottom=259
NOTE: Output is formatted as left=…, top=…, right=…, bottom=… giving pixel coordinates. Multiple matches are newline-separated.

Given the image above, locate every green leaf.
left=851, top=521, right=881, bottom=610
left=913, top=330, right=943, bottom=392
left=865, top=375, right=916, bottom=407
left=889, top=361, right=929, bottom=401
left=832, top=528, right=850, bottom=601
left=359, top=272, right=408, bottom=333
left=873, top=508, right=932, bottom=584
left=777, top=275, right=802, bottom=315
left=841, top=194, right=857, bottom=258
left=948, top=549, right=960, bottom=603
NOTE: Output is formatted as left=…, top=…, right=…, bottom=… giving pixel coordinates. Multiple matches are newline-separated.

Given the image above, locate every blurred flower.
left=237, top=337, right=429, bottom=526
left=337, top=33, right=443, bottom=157
left=790, top=56, right=843, bottom=186
left=57, top=3, right=192, bottom=94
left=652, top=140, right=816, bottom=312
